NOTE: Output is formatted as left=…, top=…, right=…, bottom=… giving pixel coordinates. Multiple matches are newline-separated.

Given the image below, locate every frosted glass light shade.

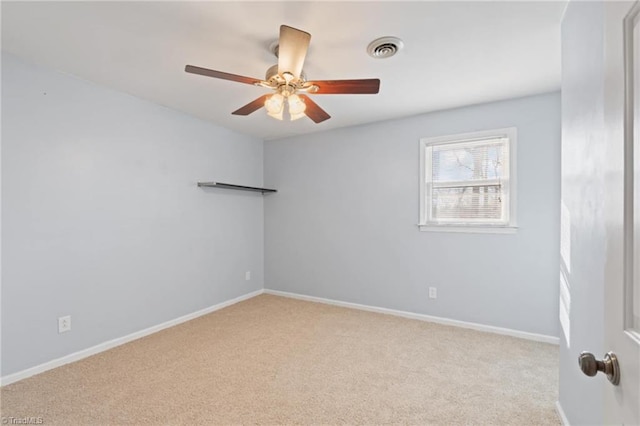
left=288, top=94, right=306, bottom=121
left=288, top=94, right=306, bottom=114
left=268, top=109, right=284, bottom=120
left=265, top=93, right=284, bottom=114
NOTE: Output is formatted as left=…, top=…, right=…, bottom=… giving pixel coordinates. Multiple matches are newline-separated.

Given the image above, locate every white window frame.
left=419, top=127, right=518, bottom=234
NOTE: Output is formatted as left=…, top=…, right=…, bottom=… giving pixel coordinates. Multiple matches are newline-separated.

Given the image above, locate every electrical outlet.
left=245, top=271, right=251, bottom=281
left=428, top=287, right=437, bottom=299
left=58, top=315, right=71, bottom=333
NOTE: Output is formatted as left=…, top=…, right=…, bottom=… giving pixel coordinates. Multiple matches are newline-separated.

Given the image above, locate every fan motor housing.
left=265, top=64, right=307, bottom=83
left=265, top=64, right=279, bottom=81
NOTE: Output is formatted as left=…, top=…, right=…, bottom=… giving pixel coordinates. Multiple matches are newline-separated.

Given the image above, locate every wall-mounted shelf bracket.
left=197, top=182, right=277, bottom=193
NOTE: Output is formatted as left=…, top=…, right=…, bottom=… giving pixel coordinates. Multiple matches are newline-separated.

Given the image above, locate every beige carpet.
left=1, top=294, right=559, bottom=425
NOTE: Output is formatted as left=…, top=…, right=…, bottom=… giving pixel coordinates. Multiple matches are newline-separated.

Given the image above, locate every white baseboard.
left=264, top=289, right=560, bottom=345
left=2, top=288, right=559, bottom=387
left=0, top=289, right=264, bottom=387
left=556, top=401, right=570, bottom=425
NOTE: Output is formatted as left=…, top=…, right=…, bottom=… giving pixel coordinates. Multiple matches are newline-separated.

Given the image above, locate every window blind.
left=428, top=137, right=509, bottom=224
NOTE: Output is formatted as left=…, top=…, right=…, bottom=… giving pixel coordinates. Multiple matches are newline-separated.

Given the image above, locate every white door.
left=602, top=1, right=640, bottom=423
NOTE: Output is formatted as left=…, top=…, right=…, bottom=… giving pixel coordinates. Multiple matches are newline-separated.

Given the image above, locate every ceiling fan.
left=185, top=25, right=380, bottom=124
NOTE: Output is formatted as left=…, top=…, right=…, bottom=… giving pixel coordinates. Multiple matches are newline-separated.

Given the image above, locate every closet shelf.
left=197, top=182, right=277, bottom=193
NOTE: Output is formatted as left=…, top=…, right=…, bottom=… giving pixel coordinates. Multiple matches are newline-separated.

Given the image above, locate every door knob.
left=578, top=351, right=620, bottom=385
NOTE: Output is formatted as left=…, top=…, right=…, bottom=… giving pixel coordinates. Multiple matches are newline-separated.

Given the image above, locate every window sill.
left=418, top=224, right=518, bottom=234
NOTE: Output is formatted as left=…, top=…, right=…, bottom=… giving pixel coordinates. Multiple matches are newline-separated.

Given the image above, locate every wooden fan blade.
left=298, top=95, right=331, bottom=123
left=278, top=25, right=311, bottom=78
left=185, top=65, right=261, bottom=85
left=308, top=79, right=380, bottom=94
left=232, top=95, right=270, bottom=116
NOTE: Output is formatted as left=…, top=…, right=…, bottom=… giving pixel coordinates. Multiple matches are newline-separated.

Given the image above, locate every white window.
left=419, top=128, right=517, bottom=233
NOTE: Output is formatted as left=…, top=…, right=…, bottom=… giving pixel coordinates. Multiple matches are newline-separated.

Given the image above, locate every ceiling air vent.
left=367, top=36, right=404, bottom=59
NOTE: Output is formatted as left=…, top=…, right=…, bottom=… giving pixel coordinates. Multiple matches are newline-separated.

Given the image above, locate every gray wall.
left=1, top=54, right=264, bottom=376
left=264, top=92, right=560, bottom=337
left=559, top=2, right=606, bottom=424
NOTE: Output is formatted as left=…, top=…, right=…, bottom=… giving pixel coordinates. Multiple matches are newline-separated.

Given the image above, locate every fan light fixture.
left=264, top=92, right=306, bottom=121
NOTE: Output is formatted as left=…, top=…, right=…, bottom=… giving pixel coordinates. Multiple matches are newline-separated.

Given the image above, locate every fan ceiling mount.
left=185, top=25, right=381, bottom=124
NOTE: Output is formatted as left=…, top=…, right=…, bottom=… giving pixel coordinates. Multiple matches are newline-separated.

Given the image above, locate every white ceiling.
left=1, top=1, right=566, bottom=140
